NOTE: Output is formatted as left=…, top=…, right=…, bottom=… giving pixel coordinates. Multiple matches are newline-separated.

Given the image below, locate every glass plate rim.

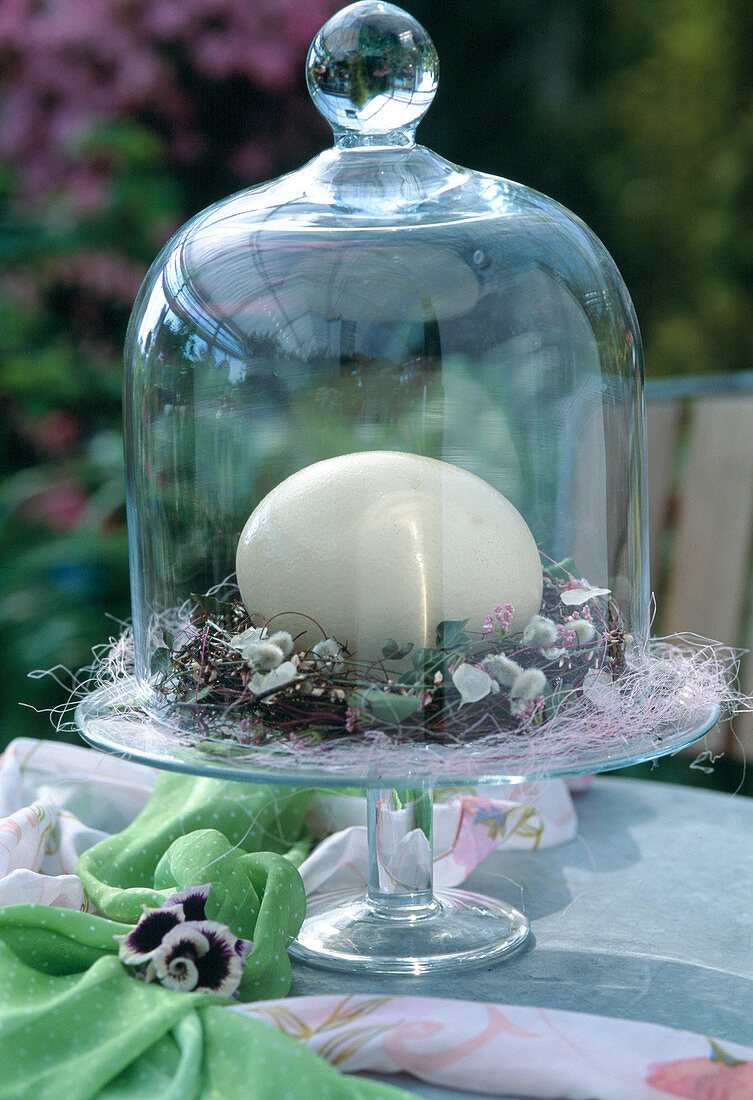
left=75, top=677, right=721, bottom=788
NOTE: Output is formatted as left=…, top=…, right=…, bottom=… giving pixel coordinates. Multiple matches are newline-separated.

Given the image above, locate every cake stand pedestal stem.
left=366, top=784, right=437, bottom=918
left=290, top=780, right=530, bottom=974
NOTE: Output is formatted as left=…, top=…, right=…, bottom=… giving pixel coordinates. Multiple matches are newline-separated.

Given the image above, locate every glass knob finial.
left=306, top=1, right=438, bottom=146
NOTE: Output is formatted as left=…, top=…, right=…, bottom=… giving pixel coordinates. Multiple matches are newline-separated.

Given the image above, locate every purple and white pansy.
left=114, top=883, right=253, bottom=998
left=143, top=919, right=252, bottom=996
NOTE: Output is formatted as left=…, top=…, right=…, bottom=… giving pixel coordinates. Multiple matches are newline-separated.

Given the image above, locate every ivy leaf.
left=150, top=647, right=170, bottom=675
left=397, top=669, right=419, bottom=686
left=381, top=639, right=414, bottom=661
left=196, top=741, right=252, bottom=757
left=542, top=557, right=577, bottom=584
left=349, top=689, right=421, bottom=724
left=191, top=593, right=233, bottom=619
left=435, top=619, right=470, bottom=649
left=412, top=647, right=446, bottom=677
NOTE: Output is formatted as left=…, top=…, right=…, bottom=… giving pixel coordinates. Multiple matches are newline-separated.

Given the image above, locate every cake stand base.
left=290, top=888, right=529, bottom=974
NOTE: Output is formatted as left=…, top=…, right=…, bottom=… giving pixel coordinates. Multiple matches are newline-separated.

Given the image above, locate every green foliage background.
left=1, top=0, right=751, bottom=766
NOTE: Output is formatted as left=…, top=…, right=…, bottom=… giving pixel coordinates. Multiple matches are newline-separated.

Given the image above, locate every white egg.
left=236, top=451, right=542, bottom=661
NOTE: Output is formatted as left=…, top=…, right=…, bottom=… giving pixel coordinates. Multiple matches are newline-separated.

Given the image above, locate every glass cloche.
left=79, top=1, right=719, bottom=786
left=77, top=0, right=724, bottom=975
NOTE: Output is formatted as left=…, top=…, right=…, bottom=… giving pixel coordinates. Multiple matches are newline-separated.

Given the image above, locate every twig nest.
left=236, top=451, right=543, bottom=661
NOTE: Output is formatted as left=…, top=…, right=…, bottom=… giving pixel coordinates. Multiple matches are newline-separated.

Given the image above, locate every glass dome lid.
left=82, top=0, right=723, bottom=784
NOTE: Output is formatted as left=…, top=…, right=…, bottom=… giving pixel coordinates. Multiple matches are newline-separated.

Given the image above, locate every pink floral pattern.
left=242, top=995, right=753, bottom=1099
left=451, top=795, right=544, bottom=877
left=647, top=1046, right=753, bottom=1099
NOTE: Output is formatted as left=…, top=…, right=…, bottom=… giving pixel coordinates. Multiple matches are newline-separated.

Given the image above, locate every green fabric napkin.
left=0, top=935, right=409, bottom=1099
left=76, top=772, right=312, bottom=999
left=0, top=774, right=412, bottom=1097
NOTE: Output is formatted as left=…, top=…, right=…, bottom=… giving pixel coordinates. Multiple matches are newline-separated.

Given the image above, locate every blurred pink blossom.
left=50, top=251, right=147, bottom=304
left=19, top=483, right=88, bottom=529
left=0, top=0, right=336, bottom=200
left=230, top=140, right=276, bottom=181
left=22, top=410, right=81, bottom=454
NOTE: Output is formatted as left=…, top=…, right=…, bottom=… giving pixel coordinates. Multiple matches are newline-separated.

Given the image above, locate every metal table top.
left=290, top=776, right=753, bottom=1097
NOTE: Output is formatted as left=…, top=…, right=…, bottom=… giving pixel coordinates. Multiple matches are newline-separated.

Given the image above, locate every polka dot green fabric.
left=76, top=773, right=312, bottom=1000
left=0, top=775, right=411, bottom=1096
left=0, top=940, right=410, bottom=1099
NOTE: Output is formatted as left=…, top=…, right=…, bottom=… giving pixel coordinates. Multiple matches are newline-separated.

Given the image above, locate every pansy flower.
left=114, top=902, right=187, bottom=966
left=115, top=883, right=212, bottom=965
left=144, top=920, right=252, bottom=997
left=115, top=883, right=253, bottom=998
left=165, top=883, right=211, bottom=920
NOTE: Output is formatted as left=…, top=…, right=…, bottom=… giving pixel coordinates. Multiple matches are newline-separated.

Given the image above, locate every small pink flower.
left=484, top=604, right=515, bottom=633
left=496, top=603, right=514, bottom=631
left=519, top=696, right=545, bottom=721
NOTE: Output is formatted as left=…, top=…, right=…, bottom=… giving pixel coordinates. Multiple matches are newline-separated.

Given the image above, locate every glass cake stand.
left=76, top=680, right=719, bottom=975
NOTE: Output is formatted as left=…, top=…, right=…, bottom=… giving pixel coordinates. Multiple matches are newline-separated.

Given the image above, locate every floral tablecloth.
left=1, top=736, right=751, bottom=1100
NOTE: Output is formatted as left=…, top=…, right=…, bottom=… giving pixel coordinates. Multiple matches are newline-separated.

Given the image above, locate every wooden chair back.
left=647, top=375, right=753, bottom=758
